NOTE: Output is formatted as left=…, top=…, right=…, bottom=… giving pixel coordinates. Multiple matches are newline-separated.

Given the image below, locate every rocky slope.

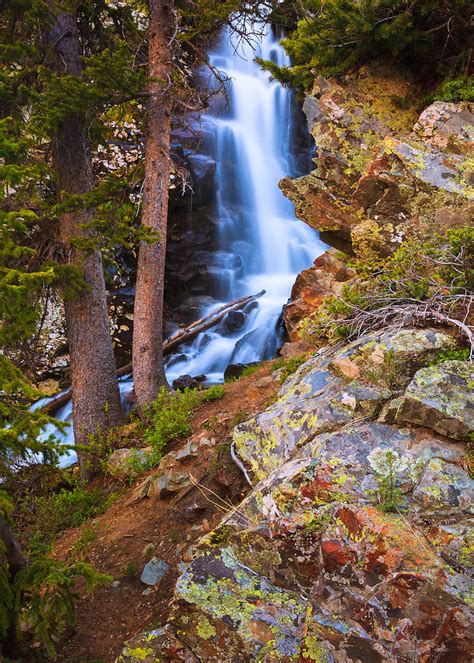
left=115, top=70, right=473, bottom=662
left=117, top=327, right=473, bottom=662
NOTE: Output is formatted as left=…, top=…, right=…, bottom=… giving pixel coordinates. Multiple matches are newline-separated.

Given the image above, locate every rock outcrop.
left=284, top=248, right=356, bottom=341
left=281, top=68, right=473, bottom=264
left=117, top=327, right=474, bottom=661
left=280, top=68, right=473, bottom=343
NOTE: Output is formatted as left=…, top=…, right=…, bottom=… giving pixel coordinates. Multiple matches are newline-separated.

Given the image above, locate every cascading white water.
left=40, top=24, right=326, bottom=465
left=163, top=24, right=326, bottom=384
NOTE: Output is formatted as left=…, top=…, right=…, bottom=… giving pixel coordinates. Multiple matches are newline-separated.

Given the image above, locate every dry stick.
left=40, top=290, right=266, bottom=415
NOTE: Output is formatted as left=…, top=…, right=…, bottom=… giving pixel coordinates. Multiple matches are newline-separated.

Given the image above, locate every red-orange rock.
left=284, top=248, right=355, bottom=340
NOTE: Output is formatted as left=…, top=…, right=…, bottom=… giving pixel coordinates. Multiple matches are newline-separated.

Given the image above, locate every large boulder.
left=397, top=360, right=474, bottom=440
left=233, top=328, right=456, bottom=481
left=281, top=70, right=474, bottom=260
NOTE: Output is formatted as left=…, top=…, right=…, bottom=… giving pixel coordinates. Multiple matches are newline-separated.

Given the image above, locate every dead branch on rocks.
left=333, top=292, right=473, bottom=359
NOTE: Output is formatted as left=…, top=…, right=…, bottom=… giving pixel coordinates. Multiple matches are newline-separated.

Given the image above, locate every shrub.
left=201, top=384, right=225, bottom=401
left=259, top=0, right=472, bottom=96
left=433, top=75, right=474, bottom=102
left=35, top=484, right=113, bottom=541
left=299, top=227, right=474, bottom=354
left=142, top=385, right=224, bottom=455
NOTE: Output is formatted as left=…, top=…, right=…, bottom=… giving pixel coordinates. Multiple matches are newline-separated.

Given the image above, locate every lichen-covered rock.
left=116, top=625, right=197, bottom=662
left=234, top=328, right=455, bottom=481
left=413, top=457, right=473, bottom=516
left=397, top=360, right=474, bottom=440
left=118, top=330, right=473, bottom=662
left=413, top=101, right=474, bottom=155
left=281, top=71, right=474, bottom=263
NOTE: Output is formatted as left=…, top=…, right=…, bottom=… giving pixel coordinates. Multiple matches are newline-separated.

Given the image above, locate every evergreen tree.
left=0, top=1, right=143, bottom=655
left=259, top=0, right=473, bottom=97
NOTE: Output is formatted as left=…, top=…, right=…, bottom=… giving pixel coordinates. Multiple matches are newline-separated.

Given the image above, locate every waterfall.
left=163, top=24, right=326, bottom=384
left=40, top=24, right=326, bottom=465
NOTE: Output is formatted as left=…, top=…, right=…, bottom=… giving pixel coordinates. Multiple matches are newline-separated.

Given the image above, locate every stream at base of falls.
left=39, top=24, right=327, bottom=466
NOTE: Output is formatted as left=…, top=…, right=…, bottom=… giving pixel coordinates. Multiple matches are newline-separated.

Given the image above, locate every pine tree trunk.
left=47, top=11, right=123, bottom=473
left=132, top=0, right=174, bottom=405
left=0, top=515, right=27, bottom=577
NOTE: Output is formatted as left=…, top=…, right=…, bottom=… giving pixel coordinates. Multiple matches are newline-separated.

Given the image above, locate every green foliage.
left=433, top=75, right=474, bottom=102
left=260, top=0, right=472, bottom=95
left=367, top=448, right=406, bottom=512
left=72, top=524, right=100, bottom=561
left=428, top=347, right=470, bottom=365
left=122, top=560, right=138, bottom=578
left=201, top=384, right=225, bottom=402
left=34, top=484, right=114, bottom=542
left=225, top=363, right=260, bottom=382
left=142, top=387, right=201, bottom=453
left=272, top=355, right=307, bottom=383
left=300, top=227, right=474, bottom=347
left=141, top=385, right=224, bottom=455
left=122, top=448, right=163, bottom=484
left=0, top=541, right=14, bottom=643
left=12, top=539, right=110, bottom=658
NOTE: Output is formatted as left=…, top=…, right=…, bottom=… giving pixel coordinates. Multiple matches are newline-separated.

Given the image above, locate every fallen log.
left=40, top=290, right=265, bottom=414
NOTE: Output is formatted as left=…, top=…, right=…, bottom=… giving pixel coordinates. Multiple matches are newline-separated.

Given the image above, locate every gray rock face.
left=397, top=360, right=474, bottom=440
left=233, top=327, right=455, bottom=481
left=140, top=557, right=169, bottom=586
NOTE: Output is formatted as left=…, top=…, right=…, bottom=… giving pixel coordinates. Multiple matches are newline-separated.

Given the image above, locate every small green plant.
left=240, top=364, right=260, bottom=378
left=428, top=347, right=470, bottom=365
left=72, top=523, right=99, bottom=561
left=367, top=447, right=407, bottom=512
left=123, top=560, right=138, bottom=578
left=35, top=484, right=113, bottom=542
left=201, top=384, right=225, bottom=402
left=84, top=426, right=118, bottom=475
left=273, top=355, right=307, bottom=384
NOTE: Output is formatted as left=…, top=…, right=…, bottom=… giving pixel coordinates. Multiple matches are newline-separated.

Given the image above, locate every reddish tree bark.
left=132, top=0, right=174, bottom=405
left=47, top=10, right=123, bottom=473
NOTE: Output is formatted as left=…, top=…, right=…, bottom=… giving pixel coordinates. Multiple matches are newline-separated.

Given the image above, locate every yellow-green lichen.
left=196, top=616, right=217, bottom=640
